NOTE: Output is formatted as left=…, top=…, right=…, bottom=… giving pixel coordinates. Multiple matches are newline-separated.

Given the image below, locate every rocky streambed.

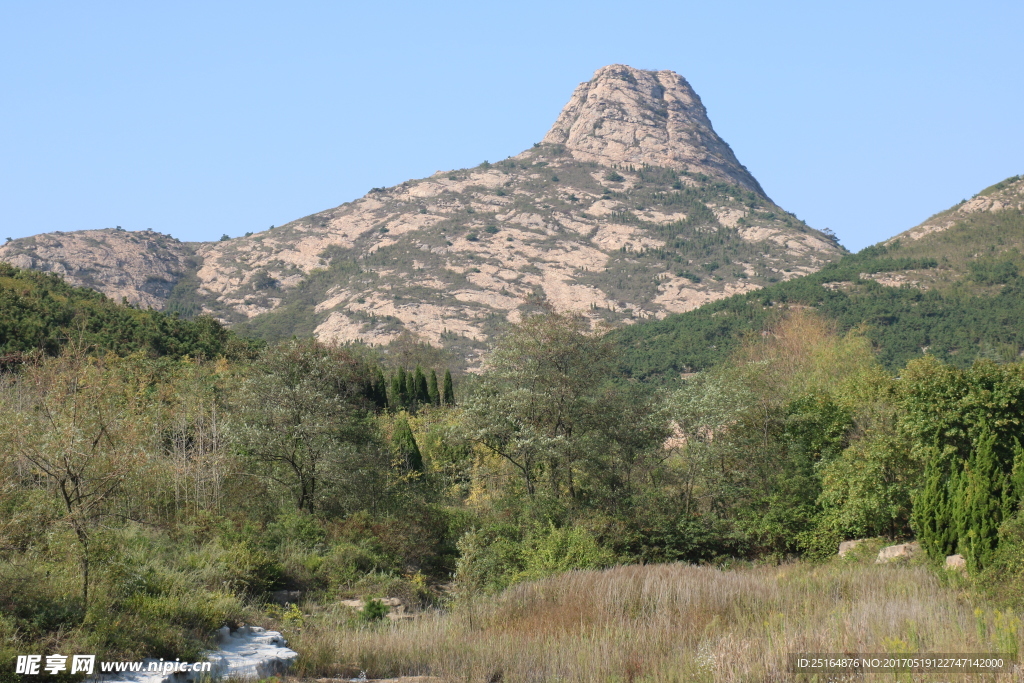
left=101, top=625, right=298, bottom=682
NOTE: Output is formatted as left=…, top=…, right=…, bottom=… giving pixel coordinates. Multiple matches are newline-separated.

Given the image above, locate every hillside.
left=0, top=65, right=843, bottom=363
left=0, top=262, right=249, bottom=362
left=0, top=228, right=196, bottom=311
left=613, top=174, right=1024, bottom=380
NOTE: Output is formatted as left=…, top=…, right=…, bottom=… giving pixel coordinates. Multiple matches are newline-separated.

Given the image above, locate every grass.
left=281, top=558, right=1022, bottom=682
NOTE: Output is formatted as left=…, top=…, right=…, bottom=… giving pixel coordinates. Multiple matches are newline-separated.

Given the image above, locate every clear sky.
left=2, top=0, right=1021, bottom=252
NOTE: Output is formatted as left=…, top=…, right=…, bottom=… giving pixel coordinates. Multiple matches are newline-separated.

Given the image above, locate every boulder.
left=945, top=554, right=967, bottom=571
left=876, top=541, right=921, bottom=563
left=838, top=539, right=866, bottom=557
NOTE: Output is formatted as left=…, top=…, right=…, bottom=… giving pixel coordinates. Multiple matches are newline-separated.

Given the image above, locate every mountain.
left=0, top=228, right=195, bottom=310
left=0, top=262, right=248, bottom=363
left=612, top=174, right=1024, bottom=380
left=1, top=65, right=844, bottom=363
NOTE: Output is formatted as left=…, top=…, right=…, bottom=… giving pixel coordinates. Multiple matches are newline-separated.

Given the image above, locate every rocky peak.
left=543, top=64, right=766, bottom=197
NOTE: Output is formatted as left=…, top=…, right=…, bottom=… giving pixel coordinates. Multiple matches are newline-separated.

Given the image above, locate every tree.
left=392, top=416, right=423, bottom=473
left=464, top=313, right=665, bottom=501
left=428, top=369, right=440, bottom=406
left=405, top=369, right=416, bottom=408
left=392, top=367, right=407, bottom=409
left=904, top=357, right=1024, bottom=569
left=414, top=366, right=429, bottom=404
left=4, top=349, right=150, bottom=606
left=371, top=367, right=389, bottom=411
left=442, top=370, right=455, bottom=406
left=231, top=340, right=381, bottom=514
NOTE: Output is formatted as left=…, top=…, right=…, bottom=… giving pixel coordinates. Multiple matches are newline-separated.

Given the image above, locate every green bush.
left=454, top=522, right=616, bottom=595
left=361, top=597, right=389, bottom=622
left=516, top=523, right=616, bottom=582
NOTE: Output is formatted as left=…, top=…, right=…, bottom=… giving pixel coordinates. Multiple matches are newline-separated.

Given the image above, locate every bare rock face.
left=945, top=554, right=967, bottom=571
left=0, top=228, right=194, bottom=309
left=838, top=539, right=866, bottom=557
left=1, top=65, right=844, bottom=363
left=887, top=175, right=1024, bottom=244
left=875, top=541, right=921, bottom=564
left=543, top=65, right=766, bottom=197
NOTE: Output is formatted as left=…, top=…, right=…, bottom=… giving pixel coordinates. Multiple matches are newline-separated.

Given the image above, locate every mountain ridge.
left=0, top=65, right=844, bottom=363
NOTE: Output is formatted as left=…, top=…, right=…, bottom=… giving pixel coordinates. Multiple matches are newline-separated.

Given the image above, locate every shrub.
left=361, top=597, right=389, bottom=622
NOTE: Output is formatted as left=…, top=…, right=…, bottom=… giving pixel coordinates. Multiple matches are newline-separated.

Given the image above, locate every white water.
left=99, top=626, right=298, bottom=682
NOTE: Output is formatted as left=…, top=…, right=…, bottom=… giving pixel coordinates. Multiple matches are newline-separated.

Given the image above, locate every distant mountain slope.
left=0, top=228, right=195, bottom=310
left=1, top=65, right=843, bottom=363
left=612, top=175, right=1024, bottom=380
left=0, top=263, right=247, bottom=362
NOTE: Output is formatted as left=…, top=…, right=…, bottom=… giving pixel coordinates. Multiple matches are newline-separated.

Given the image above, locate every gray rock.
left=876, top=541, right=921, bottom=563
left=945, top=554, right=967, bottom=571
left=838, top=539, right=866, bottom=557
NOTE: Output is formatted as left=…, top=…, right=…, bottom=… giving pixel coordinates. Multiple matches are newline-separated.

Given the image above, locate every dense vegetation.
left=3, top=299, right=1024, bottom=680
left=613, top=243, right=1024, bottom=380
left=3, top=217, right=1024, bottom=680
left=0, top=263, right=256, bottom=363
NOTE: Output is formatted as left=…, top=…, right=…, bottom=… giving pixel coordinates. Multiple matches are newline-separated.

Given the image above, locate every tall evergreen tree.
left=372, top=367, right=388, bottom=410
left=405, top=369, right=416, bottom=407
left=428, top=369, right=440, bottom=406
left=391, top=369, right=406, bottom=409
left=392, top=416, right=423, bottom=473
left=959, top=425, right=1012, bottom=571
left=415, top=366, right=429, bottom=403
left=442, top=369, right=455, bottom=405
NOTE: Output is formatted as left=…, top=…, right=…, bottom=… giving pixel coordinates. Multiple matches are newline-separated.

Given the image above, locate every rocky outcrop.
left=1, top=66, right=844, bottom=360
left=0, top=228, right=194, bottom=310
left=945, top=554, right=967, bottom=571
left=544, top=65, right=766, bottom=196
left=838, top=539, right=865, bottom=557
left=875, top=541, right=921, bottom=563
left=887, top=175, right=1024, bottom=244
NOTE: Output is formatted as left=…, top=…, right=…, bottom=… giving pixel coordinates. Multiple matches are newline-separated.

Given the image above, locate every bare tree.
left=4, top=349, right=148, bottom=606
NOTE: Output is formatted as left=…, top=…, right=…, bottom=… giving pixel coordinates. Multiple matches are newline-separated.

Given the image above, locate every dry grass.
left=285, top=560, right=1022, bottom=682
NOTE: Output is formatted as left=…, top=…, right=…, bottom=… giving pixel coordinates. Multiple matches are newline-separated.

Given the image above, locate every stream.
left=100, top=625, right=298, bottom=682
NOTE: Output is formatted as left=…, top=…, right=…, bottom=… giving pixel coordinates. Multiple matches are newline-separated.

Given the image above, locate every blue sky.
left=2, top=1, right=1020, bottom=252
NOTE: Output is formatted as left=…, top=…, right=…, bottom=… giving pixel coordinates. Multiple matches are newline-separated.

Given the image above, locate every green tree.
left=904, top=357, right=1024, bottom=569
left=414, top=366, right=429, bottom=404
left=405, top=369, right=416, bottom=408
left=392, top=416, right=423, bottom=473
left=464, top=313, right=666, bottom=501
left=372, top=366, right=388, bottom=410
left=392, top=367, right=407, bottom=409
left=442, top=370, right=455, bottom=406
left=231, top=340, right=382, bottom=513
left=4, top=349, right=151, bottom=606
left=428, top=369, right=440, bottom=406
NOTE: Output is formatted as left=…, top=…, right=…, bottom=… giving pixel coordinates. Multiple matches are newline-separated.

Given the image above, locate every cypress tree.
left=392, top=416, right=423, bottom=473
left=392, top=368, right=407, bottom=408
left=405, top=369, right=416, bottom=407
left=428, top=369, right=440, bottom=406
left=442, top=369, right=455, bottom=405
left=961, top=426, right=1008, bottom=571
left=415, top=366, right=429, bottom=403
left=373, top=367, right=388, bottom=410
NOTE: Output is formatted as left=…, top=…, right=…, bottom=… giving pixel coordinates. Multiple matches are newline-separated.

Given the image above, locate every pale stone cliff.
left=1, top=65, right=845, bottom=361
left=543, top=65, right=766, bottom=196
left=0, top=228, right=194, bottom=309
